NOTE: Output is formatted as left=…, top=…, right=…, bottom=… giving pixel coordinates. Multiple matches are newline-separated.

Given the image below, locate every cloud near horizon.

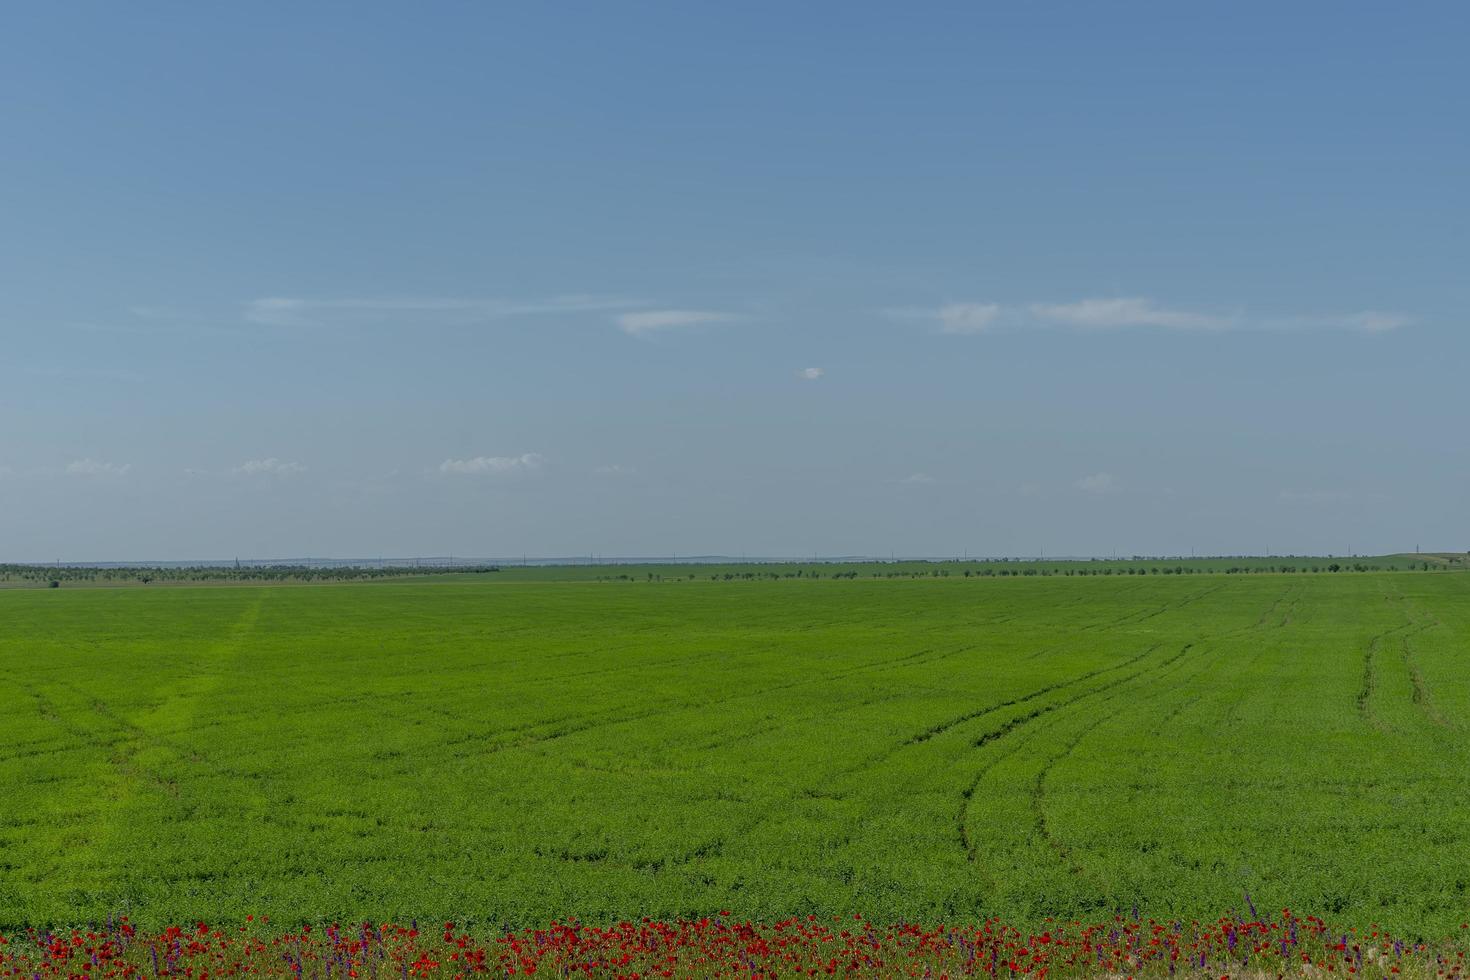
left=245, top=296, right=640, bottom=327
left=440, top=453, right=546, bottom=475
left=1031, top=298, right=1224, bottom=330
left=1076, top=472, right=1118, bottom=494
left=234, top=458, right=306, bottom=477
left=893, top=297, right=1412, bottom=334
left=66, top=458, right=131, bottom=477
left=937, top=303, right=1003, bottom=334
left=614, top=310, right=739, bottom=336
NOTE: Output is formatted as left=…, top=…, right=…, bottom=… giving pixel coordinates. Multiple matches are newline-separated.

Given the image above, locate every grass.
left=1, top=569, right=1468, bottom=936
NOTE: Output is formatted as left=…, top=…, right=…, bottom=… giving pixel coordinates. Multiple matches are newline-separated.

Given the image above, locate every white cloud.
left=66, top=458, right=131, bottom=477
left=937, top=302, right=1003, bottom=334
left=245, top=295, right=638, bottom=327
left=440, top=453, right=545, bottom=475
left=1270, top=311, right=1414, bottom=333
left=1076, top=472, right=1118, bottom=494
left=614, top=309, right=738, bottom=336
left=245, top=297, right=312, bottom=326
left=593, top=464, right=636, bottom=477
left=1030, top=297, right=1226, bottom=330
left=233, top=458, right=306, bottom=477
left=892, top=298, right=1412, bottom=335
left=901, top=472, right=936, bottom=485
left=885, top=303, right=1003, bottom=333
left=798, top=367, right=824, bottom=380
left=1348, top=311, right=1413, bottom=332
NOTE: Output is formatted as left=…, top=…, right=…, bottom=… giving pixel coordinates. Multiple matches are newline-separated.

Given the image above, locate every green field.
left=2, top=570, right=1468, bottom=934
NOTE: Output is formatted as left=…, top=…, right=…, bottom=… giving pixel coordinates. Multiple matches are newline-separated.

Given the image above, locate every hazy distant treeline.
left=0, top=564, right=502, bottom=586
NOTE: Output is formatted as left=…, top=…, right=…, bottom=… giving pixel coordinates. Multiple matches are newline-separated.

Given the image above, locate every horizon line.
left=2, top=551, right=1428, bottom=569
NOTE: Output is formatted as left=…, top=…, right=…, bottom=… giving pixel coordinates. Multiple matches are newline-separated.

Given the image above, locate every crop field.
left=1, top=569, right=1468, bottom=940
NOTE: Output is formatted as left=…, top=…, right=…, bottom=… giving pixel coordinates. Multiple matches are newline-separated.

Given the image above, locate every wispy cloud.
left=1267, top=311, right=1414, bottom=333
left=891, top=297, right=1412, bottom=335
left=937, top=302, right=1003, bottom=334
left=66, top=458, right=131, bottom=477
left=901, top=472, right=936, bottom=485
left=593, top=464, right=636, bottom=477
left=1076, top=472, right=1118, bottom=494
left=440, top=453, right=545, bottom=475
left=614, top=309, right=738, bottom=336
left=233, top=458, right=306, bottom=477
left=245, top=295, right=639, bottom=327
left=883, top=303, right=1002, bottom=334
left=1030, top=298, right=1225, bottom=330
left=798, top=367, right=824, bottom=380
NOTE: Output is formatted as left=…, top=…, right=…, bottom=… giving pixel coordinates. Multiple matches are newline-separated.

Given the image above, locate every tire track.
left=1028, top=642, right=1217, bottom=889
left=426, top=637, right=994, bottom=761
left=907, top=645, right=1162, bottom=746
left=1030, top=712, right=1113, bottom=879
left=1356, top=592, right=1426, bottom=729
left=1390, top=597, right=1449, bottom=728
left=652, top=643, right=1194, bottom=874
left=956, top=641, right=1197, bottom=861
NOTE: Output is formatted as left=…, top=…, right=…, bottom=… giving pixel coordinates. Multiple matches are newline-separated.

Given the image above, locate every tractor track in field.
left=946, top=581, right=1293, bottom=846
left=1030, top=711, right=1113, bottom=879
left=1355, top=593, right=1435, bottom=730
left=1026, top=641, right=1219, bottom=892
left=1402, top=634, right=1450, bottom=727
left=1, top=679, right=194, bottom=798
left=426, top=637, right=994, bottom=760
left=1149, top=693, right=1202, bottom=735
left=1357, top=630, right=1387, bottom=725
left=5, top=598, right=270, bottom=795
left=1144, top=602, right=1281, bottom=734
left=402, top=601, right=1022, bottom=689
left=636, top=638, right=1201, bottom=874
left=728, top=583, right=1254, bottom=866
left=1078, top=583, right=1224, bottom=633
left=1184, top=583, right=1310, bottom=732
left=0, top=595, right=287, bottom=895
left=956, top=641, right=1199, bottom=862
left=622, top=642, right=1190, bottom=873
left=684, top=643, right=988, bottom=752
left=905, top=646, right=1161, bottom=747
left=814, top=639, right=1185, bottom=791
left=1397, top=601, right=1449, bottom=728
left=13, top=592, right=1058, bottom=777
left=394, top=615, right=999, bottom=739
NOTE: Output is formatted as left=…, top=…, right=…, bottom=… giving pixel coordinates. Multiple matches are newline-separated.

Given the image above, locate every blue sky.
left=2, top=2, right=1465, bottom=561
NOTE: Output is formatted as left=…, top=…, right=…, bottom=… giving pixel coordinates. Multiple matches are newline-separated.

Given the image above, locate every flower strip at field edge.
left=2, top=910, right=1468, bottom=978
